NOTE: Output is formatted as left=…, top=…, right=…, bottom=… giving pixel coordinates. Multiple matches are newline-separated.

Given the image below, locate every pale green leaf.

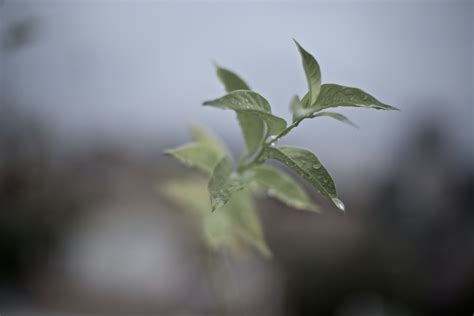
left=165, top=125, right=226, bottom=173
left=190, top=124, right=227, bottom=155
left=203, top=90, right=287, bottom=136
left=263, top=146, right=345, bottom=211
left=314, top=84, right=398, bottom=111
left=290, top=95, right=305, bottom=121
left=208, top=156, right=249, bottom=211
left=311, top=112, right=358, bottom=128
left=294, top=39, right=321, bottom=107
left=226, top=188, right=272, bottom=257
left=253, top=165, right=319, bottom=212
left=162, top=177, right=211, bottom=214
left=161, top=177, right=271, bottom=257
left=215, top=65, right=250, bottom=92
left=165, top=143, right=224, bottom=173
left=290, top=95, right=302, bottom=114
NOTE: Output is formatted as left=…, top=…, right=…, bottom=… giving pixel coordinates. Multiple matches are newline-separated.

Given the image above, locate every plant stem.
left=265, top=117, right=305, bottom=146
left=238, top=117, right=307, bottom=172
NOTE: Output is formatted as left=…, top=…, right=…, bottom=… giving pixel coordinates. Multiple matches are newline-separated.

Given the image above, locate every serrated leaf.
left=253, top=165, right=319, bottom=212
left=215, top=65, right=250, bottom=92
left=294, top=40, right=321, bottom=108
left=165, top=143, right=224, bottom=173
left=162, top=177, right=271, bottom=257
left=313, top=84, right=398, bottom=111
left=311, top=112, right=358, bottom=128
left=203, top=90, right=287, bottom=136
left=263, top=146, right=345, bottom=211
left=208, top=156, right=250, bottom=211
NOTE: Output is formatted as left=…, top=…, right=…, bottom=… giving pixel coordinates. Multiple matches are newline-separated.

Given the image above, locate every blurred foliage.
left=164, top=125, right=271, bottom=257
left=162, top=177, right=271, bottom=257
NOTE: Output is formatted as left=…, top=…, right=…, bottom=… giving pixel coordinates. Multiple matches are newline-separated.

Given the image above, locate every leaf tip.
left=163, top=149, right=173, bottom=156
left=379, top=103, right=400, bottom=111
left=292, top=39, right=311, bottom=57
left=211, top=59, right=220, bottom=69
left=257, top=242, right=274, bottom=259
left=350, top=122, right=360, bottom=129
left=188, top=122, right=199, bottom=131
left=308, top=204, right=322, bottom=213
left=301, top=204, right=321, bottom=213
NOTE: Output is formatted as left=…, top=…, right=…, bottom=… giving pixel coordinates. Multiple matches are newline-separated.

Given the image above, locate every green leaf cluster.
left=163, top=40, right=397, bottom=257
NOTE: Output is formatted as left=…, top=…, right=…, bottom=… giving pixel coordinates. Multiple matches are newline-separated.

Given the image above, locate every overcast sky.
left=1, top=0, right=472, bottom=175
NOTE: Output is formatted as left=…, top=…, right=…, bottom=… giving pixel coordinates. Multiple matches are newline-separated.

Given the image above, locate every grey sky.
left=1, top=0, right=472, bottom=175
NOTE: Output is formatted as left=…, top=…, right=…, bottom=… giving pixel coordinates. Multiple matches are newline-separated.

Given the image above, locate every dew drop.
left=312, top=164, right=321, bottom=169
left=332, top=198, right=345, bottom=212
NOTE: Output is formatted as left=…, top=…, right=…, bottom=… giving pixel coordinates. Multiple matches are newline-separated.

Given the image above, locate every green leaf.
left=263, top=146, right=345, bottom=211
left=203, top=90, right=286, bottom=135
left=214, top=66, right=266, bottom=158
left=165, top=143, right=224, bottom=174
left=203, top=90, right=287, bottom=136
left=208, top=156, right=250, bottom=211
left=311, top=112, right=358, bottom=128
left=161, top=177, right=271, bottom=257
left=313, top=84, right=398, bottom=111
left=301, top=92, right=311, bottom=108
left=237, top=112, right=267, bottom=159
left=294, top=39, right=321, bottom=107
left=253, top=165, right=319, bottom=212
left=215, top=65, right=250, bottom=92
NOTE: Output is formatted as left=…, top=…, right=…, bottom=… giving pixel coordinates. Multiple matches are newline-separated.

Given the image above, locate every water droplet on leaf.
left=332, top=198, right=345, bottom=212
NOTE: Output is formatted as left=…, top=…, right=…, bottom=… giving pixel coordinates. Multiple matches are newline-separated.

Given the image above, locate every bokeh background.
left=1, top=0, right=473, bottom=315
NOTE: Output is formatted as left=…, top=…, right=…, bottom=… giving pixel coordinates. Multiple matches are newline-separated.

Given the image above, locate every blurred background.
left=1, top=0, right=473, bottom=315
